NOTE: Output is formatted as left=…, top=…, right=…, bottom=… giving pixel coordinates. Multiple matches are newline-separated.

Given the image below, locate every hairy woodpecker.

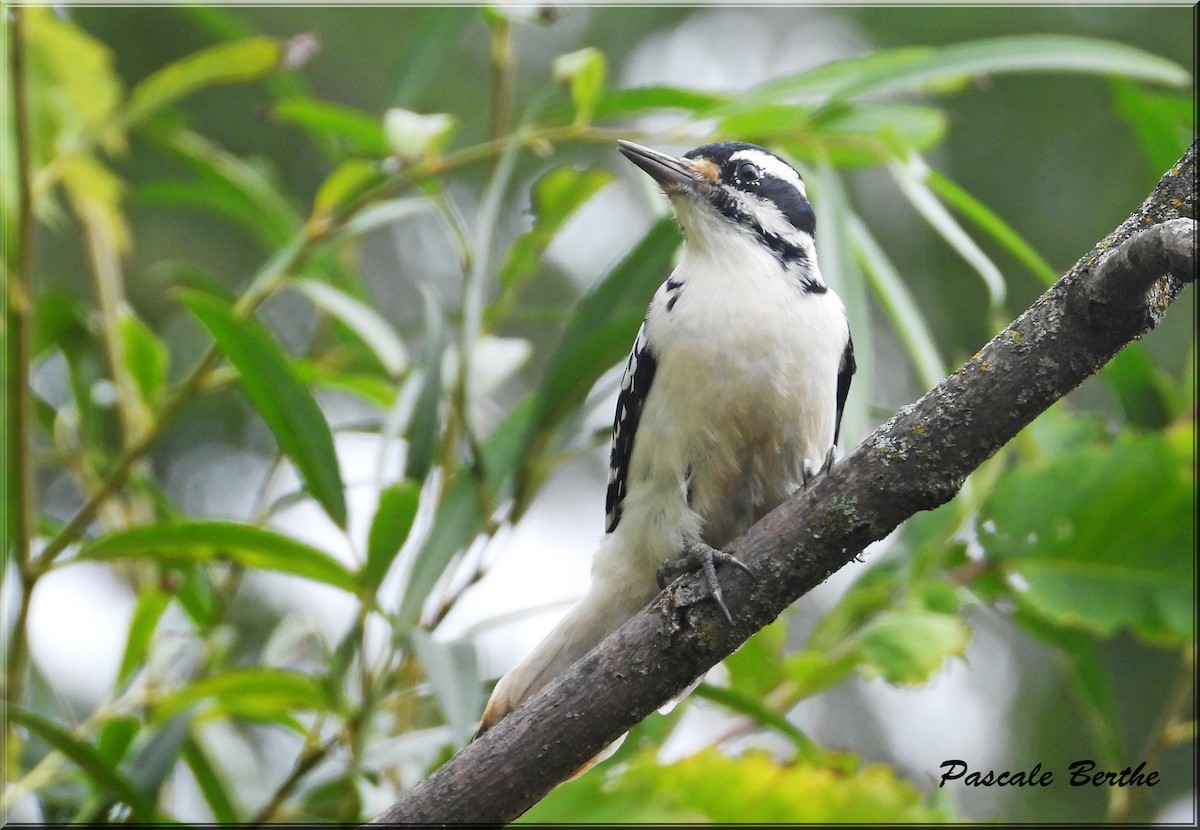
left=477, top=139, right=855, bottom=739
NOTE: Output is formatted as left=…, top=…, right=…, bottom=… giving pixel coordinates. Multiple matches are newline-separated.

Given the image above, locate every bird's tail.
left=476, top=580, right=635, bottom=736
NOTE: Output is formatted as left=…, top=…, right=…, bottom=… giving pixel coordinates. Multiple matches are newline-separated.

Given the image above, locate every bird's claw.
left=802, top=445, right=839, bottom=488
left=657, top=542, right=754, bottom=622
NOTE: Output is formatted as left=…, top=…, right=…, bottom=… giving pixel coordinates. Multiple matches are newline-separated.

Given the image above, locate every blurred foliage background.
left=2, top=2, right=1194, bottom=824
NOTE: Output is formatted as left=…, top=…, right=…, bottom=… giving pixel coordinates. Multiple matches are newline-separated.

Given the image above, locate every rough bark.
left=370, top=141, right=1196, bottom=825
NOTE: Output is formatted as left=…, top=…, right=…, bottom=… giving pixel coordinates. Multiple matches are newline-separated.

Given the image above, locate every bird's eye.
left=735, top=161, right=760, bottom=184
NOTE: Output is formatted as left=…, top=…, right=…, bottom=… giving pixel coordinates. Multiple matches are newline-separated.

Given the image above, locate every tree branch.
left=370, top=141, right=1197, bottom=825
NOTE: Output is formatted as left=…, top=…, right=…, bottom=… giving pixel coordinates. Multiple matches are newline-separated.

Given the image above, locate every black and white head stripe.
left=605, top=323, right=657, bottom=533
left=683, top=142, right=821, bottom=287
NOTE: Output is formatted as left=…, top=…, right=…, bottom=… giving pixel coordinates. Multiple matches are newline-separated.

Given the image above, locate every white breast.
left=612, top=233, right=849, bottom=573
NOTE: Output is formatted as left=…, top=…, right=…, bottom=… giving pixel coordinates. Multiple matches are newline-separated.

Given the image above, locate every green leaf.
left=271, top=96, right=389, bottom=157
left=291, top=279, right=408, bottom=377
left=117, top=585, right=171, bottom=686
left=386, top=7, right=476, bottom=107
left=553, top=47, right=607, bottom=126
left=722, top=617, right=790, bottom=699
left=139, top=126, right=300, bottom=248
left=120, top=713, right=190, bottom=809
left=57, top=153, right=130, bottom=254
left=757, top=35, right=1191, bottom=107
left=594, top=86, right=728, bottom=119
left=363, top=481, right=421, bottom=591
left=855, top=607, right=970, bottom=685
left=496, top=165, right=613, bottom=294
left=181, top=291, right=347, bottom=527
left=292, top=359, right=398, bottom=409
left=151, top=667, right=333, bottom=724
left=78, top=521, right=357, bottom=594
left=183, top=737, right=240, bottom=823
left=410, top=630, right=485, bottom=746
left=124, top=37, right=287, bottom=126
left=117, top=314, right=169, bottom=406
left=693, top=683, right=822, bottom=763
left=404, top=286, right=444, bottom=483
left=7, top=707, right=159, bottom=822
left=397, top=396, right=537, bottom=624
left=888, top=154, right=1005, bottom=308
left=924, top=169, right=1059, bottom=286
left=615, top=747, right=954, bottom=822
left=980, top=426, right=1194, bottom=644
left=309, top=159, right=387, bottom=234
left=1017, top=608, right=1124, bottom=769
left=96, top=716, right=140, bottom=766
left=1110, top=79, right=1196, bottom=180
left=25, top=7, right=124, bottom=147
left=1100, top=343, right=1179, bottom=430
left=517, top=218, right=680, bottom=502
left=849, top=213, right=946, bottom=390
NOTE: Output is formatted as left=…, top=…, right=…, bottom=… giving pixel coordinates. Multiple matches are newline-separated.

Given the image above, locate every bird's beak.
left=617, top=140, right=711, bottom=196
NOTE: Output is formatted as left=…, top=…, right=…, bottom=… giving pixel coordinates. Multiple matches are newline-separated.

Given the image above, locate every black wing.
left=833, top=333, right=855, bottom=446
left=605, top=323, right=658, bottom=533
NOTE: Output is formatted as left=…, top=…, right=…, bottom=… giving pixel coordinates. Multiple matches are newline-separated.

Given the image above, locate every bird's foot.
left=657, top=542, right=754, bottom=622
left=802, top=446, right=839, bottom=488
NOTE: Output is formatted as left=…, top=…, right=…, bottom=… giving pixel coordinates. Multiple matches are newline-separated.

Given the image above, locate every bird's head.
left=617, top=139, right=816, bottom=269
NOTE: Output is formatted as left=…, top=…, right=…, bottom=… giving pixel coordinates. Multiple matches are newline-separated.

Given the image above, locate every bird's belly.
left=636, top=322, right=838, bottom=549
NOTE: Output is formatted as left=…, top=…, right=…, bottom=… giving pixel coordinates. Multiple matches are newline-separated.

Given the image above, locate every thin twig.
left=5, top=5, right=36, bottom=710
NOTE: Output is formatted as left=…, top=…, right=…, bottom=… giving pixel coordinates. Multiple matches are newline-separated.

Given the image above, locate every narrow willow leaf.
left=386, top=7, right=476, bottom=107
left=888, top=154, right=1006, bottom=310
left=291, top=279, right=408, bottom=377
left=694, top=684, right=823, bottom=763
left=404, top=286, right=444, bottom=483
left=123, top=37, right=286, bottom=126
left=291, top=359, right=399, bottom=409
left=553, top=47, right=606, bottom=125
left=363, top=481, right=421, bottom=591
left=397, top=396, right=537, bottom=624
left=7, top=707, right=158, bottom=821
left=1110, top=79, right=1196, bottom=176
left=24, top=7, right=123, bottom=145
left=181, top=291, right=347, bottom=527
left=309, top=159, right=387, bottom=233
left=96, top=717, right=140, bottom=766
left=117, top=585, right=171, bottom=686
left=79, top=521, right=357, bottom=593
left=141, top=126, right=300, bottom=248
left=411, top=630, right=485, bottom=745
left=272, top=96, right=389, bottom=157
left=151, top=667, right=333, bottom=724
left=754, top=35, right=1190, bottom=108
left=923, top=169, right=1059, bottom=286
left=117, top=314, right=169, bottom=406
left=183, top=737, right=240, bottom=823
left=594, top=86, right=729, bottom=118
left=120, top=713, right=190, bottom=810
left=497, top=166, right=614, bottom=293
left=848, top=214, right=946, bottom=390
left=518, top=218, right=679, bottom=489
